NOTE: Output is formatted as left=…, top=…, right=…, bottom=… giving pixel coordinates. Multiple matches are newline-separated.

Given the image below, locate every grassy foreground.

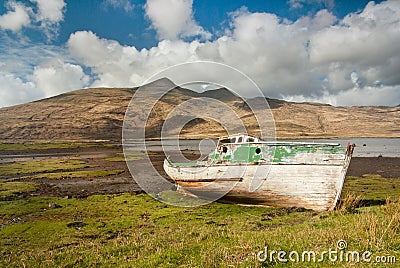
left=0, top=159, right=89, bottom=176
left=0, top=154, right=399, bottom=266
left=0, top=142, right=99, bottom=151
left=1, top=193, right=399, bottom=267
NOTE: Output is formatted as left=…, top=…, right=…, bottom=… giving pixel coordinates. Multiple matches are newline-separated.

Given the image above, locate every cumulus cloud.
left=288, top=0, right=334, bottom=10
left=63, top=0, right=400, bottom=106
left=0, top=59, right=88, bottom=107
left=31, top=0, right=66, bottom=39
left=31, top=59, right=89, bottom=97
left=0, top=1, right=30, bottom=32
left=283, top=85, right=400, bottom=106
left=0, top=0, right=66, bottom=39
left=67, top=30, right=202, bottom=87
left=309, top=0, right=400, bottom=95
left=2, top=0, right=400, bottom=107
left=32, top=0, right=66, bottom=23
left=195, top=8, right=330, bottom=97
left=0, top=38, right=70, bottom=76
left=294, top=9, right=336, bottom=30
left=67, top=30, right=140, bottom=87
left=0, top=38, right=88, bottom=107
left=144, top=0, right=211, bottom=40
left=103, top=0, right=134, bottom=13
left=0, top=72, right=36, bottom=107
left=0, top=61, right=88, bottom=107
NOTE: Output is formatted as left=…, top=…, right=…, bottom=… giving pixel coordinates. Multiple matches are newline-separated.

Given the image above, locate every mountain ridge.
left=0, top=78, right=399, bottom=141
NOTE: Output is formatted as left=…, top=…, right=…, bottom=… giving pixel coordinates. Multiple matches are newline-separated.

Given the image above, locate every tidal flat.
left=0, top=143, right=399, bottom=267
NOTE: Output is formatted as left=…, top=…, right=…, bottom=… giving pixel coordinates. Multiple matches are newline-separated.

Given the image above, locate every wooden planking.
left=164, top=157, right=350, bottom=211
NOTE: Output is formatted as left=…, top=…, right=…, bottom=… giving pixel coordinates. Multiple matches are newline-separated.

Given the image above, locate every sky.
left=0, top=0, right=399, bottom=108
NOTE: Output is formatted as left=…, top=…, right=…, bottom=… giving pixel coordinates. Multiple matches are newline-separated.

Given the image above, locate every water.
left=282, top=138, right=399, bottom=157
left=125, top=138, right=400, bottom=157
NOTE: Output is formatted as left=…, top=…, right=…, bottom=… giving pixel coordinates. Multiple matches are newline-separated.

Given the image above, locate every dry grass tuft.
left=337, top=192, right=363, bottom=214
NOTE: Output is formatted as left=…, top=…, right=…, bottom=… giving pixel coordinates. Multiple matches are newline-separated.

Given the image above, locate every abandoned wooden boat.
left=163, top=134, right=355, bottom=211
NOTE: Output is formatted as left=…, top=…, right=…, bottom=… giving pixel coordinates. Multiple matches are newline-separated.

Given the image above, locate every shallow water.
left=126, top=138, right=400, bottom=157
left=283, top=138, right=400, bottom=157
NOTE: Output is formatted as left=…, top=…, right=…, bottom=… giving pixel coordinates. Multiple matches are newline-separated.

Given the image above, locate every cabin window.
left=222, top=146, right=228, bottom=153
left=220, top=138, right=230, bottom=144
left=248, top=138, right=254, bottom=142
left=255, top=147, right=261, bottom=154
left=238, top=137, right=243, bottom=143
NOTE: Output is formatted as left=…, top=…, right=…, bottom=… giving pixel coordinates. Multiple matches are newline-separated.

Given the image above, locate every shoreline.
left=1, top=146, right=399, bottom=201
left=1, top=136, right=400, bottom=143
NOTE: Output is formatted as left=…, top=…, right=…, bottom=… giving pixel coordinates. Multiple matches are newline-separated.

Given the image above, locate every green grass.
left=21, top=170, right=125, bottom=180
left=157, top=190, right=212, bottom=206
left=0, top=142, right=98, bottom=151
left=105, top=152, right=158, bottom=162
left=342, top=174, right=400, bottom=201
left=0, top=181, right=37, bottom=198
left=0, top=193, right=399, bottom=267
left=0, top=159, right=89, bottom=176
left=105, top=156, right=144, bottom=162
left=0, top=173, right=398, bottom=267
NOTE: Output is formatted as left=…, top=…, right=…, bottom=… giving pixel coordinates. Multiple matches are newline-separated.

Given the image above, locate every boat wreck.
left=164, top=134, right=355, bottom=211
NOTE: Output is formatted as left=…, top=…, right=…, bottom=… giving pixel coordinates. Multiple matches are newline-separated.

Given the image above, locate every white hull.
left=163, top=156, right=351, bottom=211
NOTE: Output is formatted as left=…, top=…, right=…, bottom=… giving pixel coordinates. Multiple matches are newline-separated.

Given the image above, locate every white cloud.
left=288, top=0, right=334, bottom=10
left=295, top=9, right=336, bottom=31
left=67, top=30, right=124, bottom=67
left=32, top=0, right=66, bottom=23
left=283, top=85, right=400, bottom=106
left=67, top=30, right=201, bottom=87
left=0, top=60, right=88, bottom=107
left=0, top=38, right=70, bottom=76
left=67, top=30, right=137, bottom=87
left=0, top=0, right=66, bottom=39
left=144, top=0, right=211, bottom=40
left=103, top=0, right=134, bottom=12
left=335, top=85, right=400, bottom=106
left=0, top=59, right=89, bottom=108
left=1, top=0, right=400, bottom=107
left=0, top=39, right=88, bottom=107
left=30, top=0, right=66, bottom=39
left=309, top=0, right=400, bottom=93
left=0, top=1, right=30, bottom=32
left=195, top=8, right=324, bottom=97
left=31, top=59, right=89, bottom=97
left=0, top=72, right=36, bottom=107
left=64, top=0, right=400, bottom=106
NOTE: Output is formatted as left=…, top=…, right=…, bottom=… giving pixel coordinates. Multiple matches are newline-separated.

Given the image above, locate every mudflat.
left=0, top=145, right=398, bottom=200
left=348, top=156, right=400, bottom=178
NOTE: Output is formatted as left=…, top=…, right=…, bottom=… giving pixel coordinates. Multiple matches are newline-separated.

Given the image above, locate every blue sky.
left=1, top=0, right=399, bottom=107
left=0, top=0, right=380, bottom=48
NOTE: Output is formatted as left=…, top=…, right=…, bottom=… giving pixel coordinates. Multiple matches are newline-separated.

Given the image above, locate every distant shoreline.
left=0, top=144, right=398, bottom=201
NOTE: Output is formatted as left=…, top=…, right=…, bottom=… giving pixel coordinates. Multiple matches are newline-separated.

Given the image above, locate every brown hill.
left=0, top=78, right=399, bottom=141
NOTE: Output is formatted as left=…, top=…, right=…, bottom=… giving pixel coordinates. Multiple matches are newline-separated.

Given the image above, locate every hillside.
left=0, top=78, right=399, bottom=141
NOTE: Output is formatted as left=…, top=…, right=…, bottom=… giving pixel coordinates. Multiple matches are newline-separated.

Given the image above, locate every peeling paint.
left=164, top=134, right=354, bottom=211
